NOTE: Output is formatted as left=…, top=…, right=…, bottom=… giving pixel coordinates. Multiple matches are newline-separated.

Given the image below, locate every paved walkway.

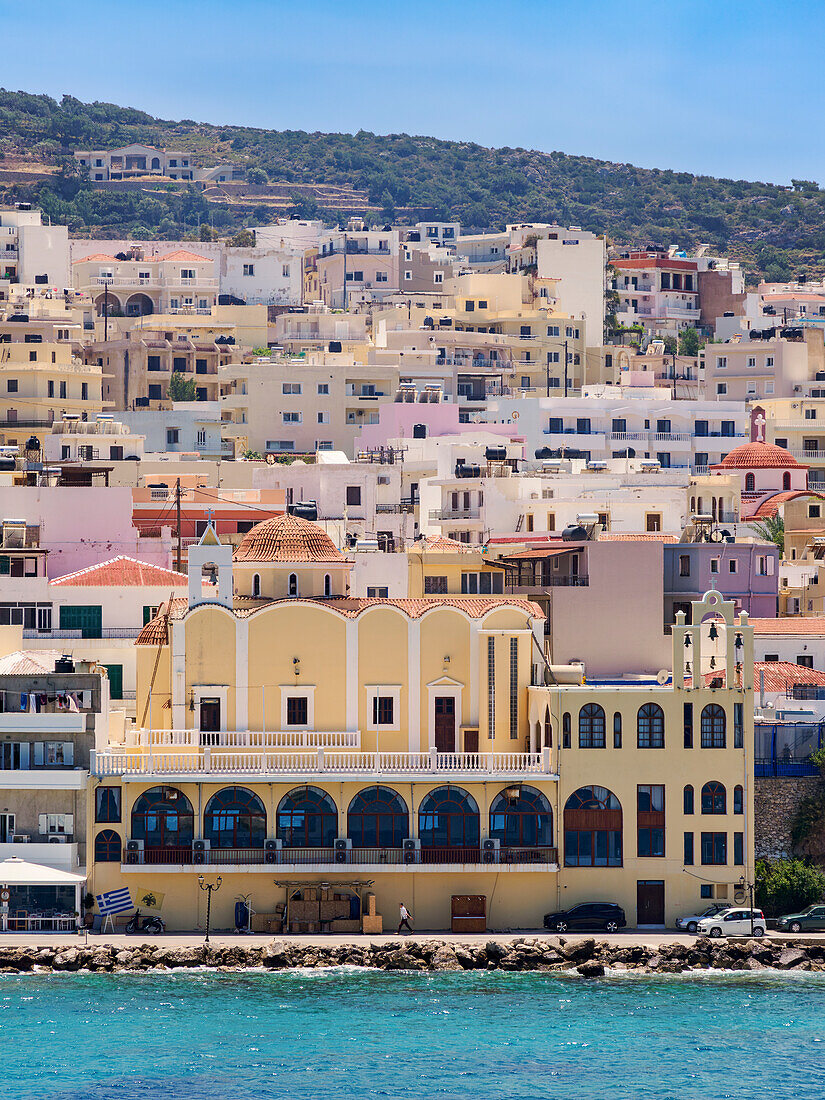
left=0, top=930, right=802, bottom=949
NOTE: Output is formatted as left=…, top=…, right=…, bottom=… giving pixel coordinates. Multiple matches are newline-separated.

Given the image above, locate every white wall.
left=536, top=234, right=606, bottom=348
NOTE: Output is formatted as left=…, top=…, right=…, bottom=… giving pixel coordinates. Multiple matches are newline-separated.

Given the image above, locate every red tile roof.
left=711, top=441, right=805, bottom=470
left=751, top=491, right=825, bottom=519
left=72, top=254, right=116, bottom=264
left=51, top=556, right=188, bottom=587
left=753, top=662, right=825, bottom=691
left=156, top=250, right=211, bottom=262
left=420, top=536, right=472, bottom=552
left=749, top=617, right=825, bottom=635
left=234, top=514, right=348, bottom=564
left=136, top=595, right=545, bottom=644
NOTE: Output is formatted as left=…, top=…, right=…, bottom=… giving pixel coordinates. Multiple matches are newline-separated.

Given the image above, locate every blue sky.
left=3, top=0, right=820, bottom=184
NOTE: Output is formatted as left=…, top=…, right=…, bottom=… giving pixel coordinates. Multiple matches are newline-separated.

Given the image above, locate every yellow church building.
left=88, top=515, right=755, bottom=932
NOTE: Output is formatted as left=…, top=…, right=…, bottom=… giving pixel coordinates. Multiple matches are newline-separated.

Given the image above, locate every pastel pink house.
left=710, top=441, right=808, bottom=518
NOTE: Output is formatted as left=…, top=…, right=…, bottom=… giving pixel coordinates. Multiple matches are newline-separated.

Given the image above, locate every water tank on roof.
left=561, top=525, right=588, bottom=542
left=485, top=446, right=507, bottom=461
left=455, top=463, right=481, bottom=478
left=287, top=501, right=318, bottom=522
left=0, top=456, right=15, bottom=472
left=412, top=423, right=427, bottom=439
left=54, top=656, right=75, bottom=674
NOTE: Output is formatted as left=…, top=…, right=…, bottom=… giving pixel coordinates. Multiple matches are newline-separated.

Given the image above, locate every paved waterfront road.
left=0, top=929, right=811, bottom=949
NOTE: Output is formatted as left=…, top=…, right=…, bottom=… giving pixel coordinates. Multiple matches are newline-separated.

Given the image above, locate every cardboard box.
left=330, top=919, right=360, bottom=933
left=362, top=914, right=383, bottom=934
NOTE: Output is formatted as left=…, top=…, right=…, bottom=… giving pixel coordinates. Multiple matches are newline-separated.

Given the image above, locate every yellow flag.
left=136, top=886, right=165, bottom=911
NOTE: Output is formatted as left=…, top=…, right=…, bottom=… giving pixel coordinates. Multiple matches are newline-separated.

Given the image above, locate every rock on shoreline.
left=0, top=937, right=823, bottom=976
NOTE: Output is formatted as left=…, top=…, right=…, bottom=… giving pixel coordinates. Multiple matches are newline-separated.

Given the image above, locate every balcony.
left=0, top=712, right=85, bottom=734
left=505, top=576, right=589, bottom=592
left=429, top=508, right=481, bottom=521
left=93, top=748, right=557, bottom=781
left=0, top=840, right=80, bottom=872
left=608, top=431, right=648, bottom=442
left=653, top=432, right=692, bottom=442
left=127, top=729, right=361, bottom=749
left=122, top=844, right=559, bottom=870
left=789, top=449, right=825, bottom=461
left=21, top=627, right=142, bottom=641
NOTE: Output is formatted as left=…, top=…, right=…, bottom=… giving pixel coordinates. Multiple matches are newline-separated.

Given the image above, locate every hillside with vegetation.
left=1, top=88, right=824, bottom=281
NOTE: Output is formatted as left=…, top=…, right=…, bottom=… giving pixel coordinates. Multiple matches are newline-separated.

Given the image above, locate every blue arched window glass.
left=131, top=786, right=194, bottom=850
left=347, top=786, right=409, bottom=848
left=277, top=786, right=337, bottom=848
left=204, top=787, right=266, bottom=848
left=563, top=785, right=622, bottom=867
left=418, top=786, right=480, bottom=855
left=489, top=785, right=553, bottom=848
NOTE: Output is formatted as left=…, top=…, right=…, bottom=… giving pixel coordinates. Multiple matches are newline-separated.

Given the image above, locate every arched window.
left=94, top=829, right=121, bottom=863
left=151, top=157, right=161, bottom=169
left=418, top=786, right=479, bottom=859
left=252, top=573, right=261, bottom=597
left=683, top=784, right=694, bottom=814
left=277, top=786, right=337, bottom=848
left=564, top=786, right=622, bottom=867
left=490, top=785, right=553, bottom=849
left=745, top=472, right=755, bottom=492
left=637, top=703, right=665, bottom=748
left=204, top=787, right=266, bottom=848
left=347, top=786, right=409, bottom=848
left=544, top=705, right=552, bottom=748
left=701, top=704, right=726, bottom=748
left=578, top=703, right=606, bottom=748
left=324, top=573, right=332, bottom=597
left=288, top=573, right=298, bottom=597
left=613, top=711, right=622, bottom=748
left=131, top=786, right=194, bottom=851
left=733, top=785, right=744, bottom=814
left=562, top=712, right=571, bottom=748
left=701, top=781, right=726, bottom=814
left=783, top=472, right=792, bottom=491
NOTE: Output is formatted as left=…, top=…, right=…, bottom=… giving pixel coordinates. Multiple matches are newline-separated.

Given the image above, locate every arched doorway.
left=489, top=785, right=553, bottom=860
left=347, top=786, right=409, bottom=849
left=95, top=292, right=122, bottom=317
left=125, top=293, right=154, bottom=317
left=563, top=785, right=622, bottom=866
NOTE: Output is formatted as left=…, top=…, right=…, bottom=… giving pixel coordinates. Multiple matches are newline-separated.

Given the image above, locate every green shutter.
left=0, top=557, right=9, bottom=575
left=102, top=664, right=123, bottom=699
left=59, top=605, right=102, bottom=638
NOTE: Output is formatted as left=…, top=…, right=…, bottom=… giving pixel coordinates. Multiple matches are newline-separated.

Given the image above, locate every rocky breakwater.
left=0, top=937, right=823, bottom=976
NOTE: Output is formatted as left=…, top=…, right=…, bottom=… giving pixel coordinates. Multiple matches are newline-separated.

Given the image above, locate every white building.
left=119, top=402, right=225, bottom=459
left=486, top=383, right=750, bottom=474
left=43, top=415, right=145, bottom=463
left=0, top=205, right=70, bottom=290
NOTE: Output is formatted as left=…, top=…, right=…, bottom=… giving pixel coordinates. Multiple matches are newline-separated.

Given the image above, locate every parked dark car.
left=543, top=902, right=626, bottom=933
left=776, top=905, right=825, bottom=933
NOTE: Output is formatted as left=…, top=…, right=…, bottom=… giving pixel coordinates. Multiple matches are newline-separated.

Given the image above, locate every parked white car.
left=675, top=904, right=728, bottom=934
left=696, top=907, right=767, bottom=938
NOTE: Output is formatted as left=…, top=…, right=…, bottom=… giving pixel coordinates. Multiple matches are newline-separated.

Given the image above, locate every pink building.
left=709, top=441, right=808, bottom=519
left=354, top=403, right=518, bottom=451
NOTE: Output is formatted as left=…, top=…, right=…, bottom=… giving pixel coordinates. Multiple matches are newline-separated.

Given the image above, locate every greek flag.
left=96, top=888, right=132, bottom=915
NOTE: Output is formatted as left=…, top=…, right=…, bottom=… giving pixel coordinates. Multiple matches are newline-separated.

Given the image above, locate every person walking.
left=398, top=901, right=413, bottom=934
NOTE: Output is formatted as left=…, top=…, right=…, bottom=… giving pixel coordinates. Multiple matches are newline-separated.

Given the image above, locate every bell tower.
left=187, top=519, right=233, bottom=608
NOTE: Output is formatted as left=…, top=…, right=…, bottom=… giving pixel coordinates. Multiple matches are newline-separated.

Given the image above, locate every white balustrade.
left=91, top=746, right=555, bottom=779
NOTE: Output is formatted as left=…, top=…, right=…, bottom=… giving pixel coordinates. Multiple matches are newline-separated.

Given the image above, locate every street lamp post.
left=738, top=875, right=756, bottom=937
left=198, top=874, right=222, bottom=943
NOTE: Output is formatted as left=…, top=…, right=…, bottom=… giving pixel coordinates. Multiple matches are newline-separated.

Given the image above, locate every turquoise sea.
left=2, top=968, right=824, bottom=1100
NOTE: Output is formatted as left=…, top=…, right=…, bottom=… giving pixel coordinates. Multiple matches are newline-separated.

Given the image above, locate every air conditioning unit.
left=403, top=838, right=421, bottom=865
left=192, top=838, right=210, bottom=864
left=482, top=837, right=501, bottom=864
left=11, top=834, right=29, bottom=843
left=264, top=838, right=281, bottom=864
left=48, top=835, right=68, bottom=844
left=334, top=837, right=352, bottom=864
left=125, top=839, right=143, bottom=865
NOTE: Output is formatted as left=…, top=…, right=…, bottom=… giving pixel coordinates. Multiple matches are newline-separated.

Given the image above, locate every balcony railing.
left=505, top=576, right=589, bottom=592
left=123, top=844, right=559, bottom=867
left=93, top=748, right=555, bottom=779
left=23, top=627, right=142, bottom=640
left=127, top=729, right=361, bottom=749
left=429, top=508, right=481, bottom=521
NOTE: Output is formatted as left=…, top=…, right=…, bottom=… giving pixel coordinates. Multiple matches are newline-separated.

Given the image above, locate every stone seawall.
left=0, top=938, right=821, bottom=976
left=755, top=775, right=822, bottom=859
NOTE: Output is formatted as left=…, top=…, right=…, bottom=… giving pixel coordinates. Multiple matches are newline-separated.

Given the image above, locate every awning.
left=0, top=857, right=86, bottom=886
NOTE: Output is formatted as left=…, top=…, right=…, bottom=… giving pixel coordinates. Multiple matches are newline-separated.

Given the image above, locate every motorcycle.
left=125, top=908, right=166, bottom=935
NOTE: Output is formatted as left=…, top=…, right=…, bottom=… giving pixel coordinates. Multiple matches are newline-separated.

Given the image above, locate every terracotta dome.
left=712, top=441, right=805, bottom=470
left=233, top=513, right=347, bottom=563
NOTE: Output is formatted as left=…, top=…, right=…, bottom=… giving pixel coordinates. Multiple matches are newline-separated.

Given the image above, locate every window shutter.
left=38, top=813, right=47, bottom=835
left=33, top=742, right=44, bottom=766
left=19, top=744, right=29, bottom=769
left=372, top=696, right=378, bottom=725
left=65, top=814, right=74, bottom=835
left=63, top=742, right=74, bottom=765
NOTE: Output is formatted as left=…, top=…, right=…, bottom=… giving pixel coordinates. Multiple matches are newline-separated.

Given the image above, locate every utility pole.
left=342, top=231, right=347, bottom=309
left=563, top=339, right=569, bottom=398
left=175, top=478, right=182, bottom=573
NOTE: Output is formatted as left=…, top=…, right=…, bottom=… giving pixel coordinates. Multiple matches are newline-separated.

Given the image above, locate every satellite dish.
left=709, top=529, right=724, bottom=542
left=657, top=669, right=670, bottom=685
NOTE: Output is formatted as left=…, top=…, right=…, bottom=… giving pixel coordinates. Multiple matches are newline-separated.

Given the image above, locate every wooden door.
left=637, top=880, right=665, bottom=925
left=199, top=698, right=221, bottom=744
left=434, top=697, right=456, bottom=753
left=464, top=727, right=479, bottom=753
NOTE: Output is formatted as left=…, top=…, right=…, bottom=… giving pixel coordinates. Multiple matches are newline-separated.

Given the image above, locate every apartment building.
left=316, top=220, right=400, bottom=308
left=0, top=340, right=106, bottom=441
left=612, top=251, right=700, bottom=334
left=220, top=352, right=399, bottom=456
left=757, top=396, right=825, bottom=488
left=119, top=403, right=225, bottom=459
left=271, top=306, right=368, bottom=357
left=86, top=521, right=754, bottom=931
left=84, top=315, right=244, bottom=409
left=43, top=415, right=145, bottom=464
left=664, top=540, right=778, bottom=626
left=487, top=388, right=749, bottom=474
left=0, top=205, right=70, bottom=290
left=702, top=327, right=824, bottom=402
left=72, top=249, right=219, bottom=318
